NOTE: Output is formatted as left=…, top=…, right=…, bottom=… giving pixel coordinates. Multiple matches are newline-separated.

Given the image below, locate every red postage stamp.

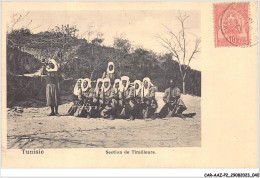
left=214, top=2, right=250, bottom=47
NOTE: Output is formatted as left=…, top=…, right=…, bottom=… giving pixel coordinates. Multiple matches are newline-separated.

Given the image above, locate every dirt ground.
left=7, top=93, right=201, bottom=148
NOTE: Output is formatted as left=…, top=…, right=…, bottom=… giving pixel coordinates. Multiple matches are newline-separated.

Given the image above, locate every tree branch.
left=183, top=37, right=201, bottom=79
left=162, top=25, right=184, bottom=52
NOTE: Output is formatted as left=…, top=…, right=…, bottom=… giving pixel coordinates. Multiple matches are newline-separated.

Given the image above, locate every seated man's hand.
left=170, top=102, right=175, bottom=106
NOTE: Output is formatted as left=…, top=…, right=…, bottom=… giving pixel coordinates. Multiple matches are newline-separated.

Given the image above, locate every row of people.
left=41, top=59, right=187, bottom=118
left=67, top=76, right=187, bottom=119
left=68, top=76, right=158, bottom=120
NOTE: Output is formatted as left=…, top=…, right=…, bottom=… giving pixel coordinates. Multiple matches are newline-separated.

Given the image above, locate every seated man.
left=112, top=79, right=121, bottom=117
left=68, top=78, right=84, bottom=116
left=118, top=76, right=135, bottom=120
left=80, top=78, right=92, bottom=118
left=93, top=78, right=104, bottom=117
left=158, top=80, right=187, bottom=118
left=113, top=79, right=121, bottom=92
left=86, top=80, right=100, bottom=118
left=142, top=77, right=158, bottom=119
left=133, top=80, right=143, bottom=119
left=100, top=78, right=117, bottom=119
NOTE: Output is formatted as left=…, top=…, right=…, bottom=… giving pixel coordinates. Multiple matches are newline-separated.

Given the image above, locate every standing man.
left=158, top=80, right=187, bottom=118
left=43, top=59, right=61, bottom=116
left=102, top=62, right=116, bottom=84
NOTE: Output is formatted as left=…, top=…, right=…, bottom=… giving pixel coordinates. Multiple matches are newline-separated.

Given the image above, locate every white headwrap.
left=120, top=76, right=130, bottom=92
left=46, top=59, right=58, bottom=72
left=74, top=78, right=83, bottom=95
left=113, top=79, right=121, bottom=93
left=142, top=77, right=153, bottom=97
left=95, top=78, right=104, bottom=94
left=81, top=78, right=91, bottom=92
left=134, top=80, right=142, bottom=96
left=113, top=79, right=120, bottom=89
left=103, top=78, right=111, bottom=92
left=107, top=62, right=115, bottom=74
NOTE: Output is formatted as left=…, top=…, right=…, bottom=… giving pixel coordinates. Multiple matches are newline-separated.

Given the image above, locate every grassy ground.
left=7, top=92, right=201, bottom=148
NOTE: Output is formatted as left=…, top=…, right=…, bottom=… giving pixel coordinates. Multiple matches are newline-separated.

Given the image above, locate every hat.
left=107, top=62, right=115, bottom=74
left=46, top=59, right=58, bottom=72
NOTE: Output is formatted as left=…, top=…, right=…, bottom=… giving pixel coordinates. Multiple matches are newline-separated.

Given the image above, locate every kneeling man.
left=100, top=78, right=117, bottom=119
left=142, top=77, right=158, bottom=118
left=158, top=80, right=187, bottom=118
left=118, top=76, right=135, bottom=120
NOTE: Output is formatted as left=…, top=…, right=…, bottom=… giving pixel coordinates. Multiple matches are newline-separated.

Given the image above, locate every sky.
left=7, top=10, right=201, bottom=70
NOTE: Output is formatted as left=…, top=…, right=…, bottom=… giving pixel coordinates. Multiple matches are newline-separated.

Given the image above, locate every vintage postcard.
left=1, top=1, right=258, bottom=168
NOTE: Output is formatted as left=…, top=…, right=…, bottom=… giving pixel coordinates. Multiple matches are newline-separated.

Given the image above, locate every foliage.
left=7, top=46, right=42, bottom=75
left=9, top=28, right=31, bottom=36
left=7, top=25, right=201, bottom=108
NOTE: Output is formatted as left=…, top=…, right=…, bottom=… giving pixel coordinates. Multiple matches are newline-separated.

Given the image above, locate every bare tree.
left=155, top=12, right=200, bottom=94
left=7, top=12, right=29, bottom=33
left=81, top=25, right=103, bottom=43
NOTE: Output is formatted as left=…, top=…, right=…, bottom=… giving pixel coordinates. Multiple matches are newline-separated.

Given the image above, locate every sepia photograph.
left=6, top=10, right=201, bottom=149
left=2, top=1, right=258, bottom=170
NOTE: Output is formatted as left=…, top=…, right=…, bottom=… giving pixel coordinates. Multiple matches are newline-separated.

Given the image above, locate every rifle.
left=142, top=87, right=149, bottom=118
left=166, top=88, right=178, bottom=117
left=84, top=90, right=92, bottom=111
left=102, top=89, right=105, bottom=107
left=115, top=88, right=121, bottom=117
left=120, top=87, right=126, bottom=117
left=135, top=88, right=141, bottom=104
left=116, top=88, right=119, bottom=107
left=141, top=86, right=145, bottom=103
left=96, top=88, right=101, bottom=111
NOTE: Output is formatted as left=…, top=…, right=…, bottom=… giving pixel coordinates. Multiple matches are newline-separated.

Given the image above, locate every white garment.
left=81, top=78, right=91, bottom=92
left=74, top=78, right=83, bottom=95
left=103, top=78, right=111, bottom=92
left=120, top=76, right=130, bottom=92
left=134, top=80, right=142, bottom=97
left=95, top=78, right=104, bottom=95
left=46, top=59, right=58, bottom=72
left=106, top=62, right=115, bottom=74
left=113, top=79, right=120, bottom=89
left=142, top=77, right=151, bottom=97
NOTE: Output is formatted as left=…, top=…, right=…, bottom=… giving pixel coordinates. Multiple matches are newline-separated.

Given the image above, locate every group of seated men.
left=67, top=76, right=187, bottom=120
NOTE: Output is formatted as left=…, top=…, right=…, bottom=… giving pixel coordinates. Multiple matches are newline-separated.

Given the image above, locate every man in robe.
left=158, top=80, right=187, bottom=118
left=112, top=79, right=121, bottom=117
left=100, top=78, right=117, bottom=119
left=80, top=78, right=92, bottom=117
left=102, top=62, right=116, bottom=84
left=87, top=80, right=99, bottom=118
left=118, top=76, right=135, bottom=120
left=67, top=78, right=83, bottom=116
left=43, top=59, right=61, bottom=116
left=93, top=78, right=104, bottom=117
left=142, top=77, right=158, bottom=119
left=133, top=80, right=143, bottom=118
left=113, top=79, right=121, bottom=94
